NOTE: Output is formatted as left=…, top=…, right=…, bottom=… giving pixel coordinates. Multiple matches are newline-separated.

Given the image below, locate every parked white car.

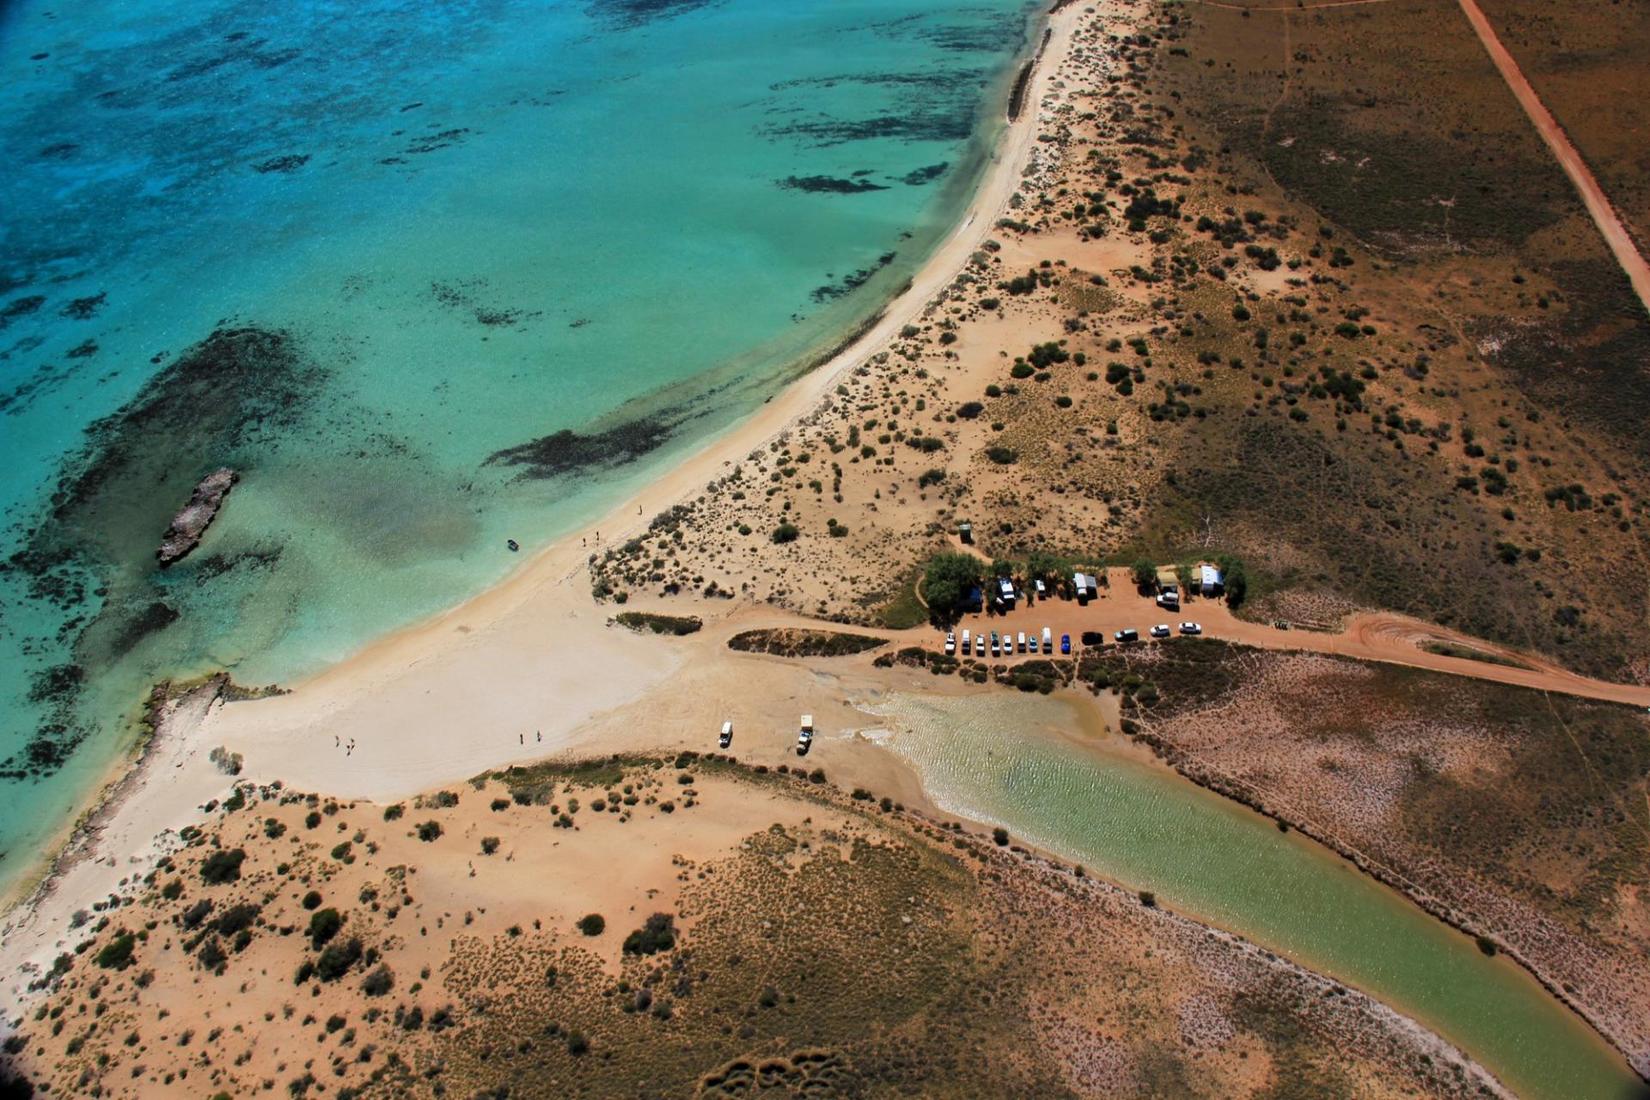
left=944, top=632, right=956, bottom=654
left=1178, top=622, right=1202, bottom=636
left=1150, top=624, right=1171, bottom=639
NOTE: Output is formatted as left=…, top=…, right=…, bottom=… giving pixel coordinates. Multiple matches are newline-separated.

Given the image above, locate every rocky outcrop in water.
left=157, top=467, right=238, bottom=567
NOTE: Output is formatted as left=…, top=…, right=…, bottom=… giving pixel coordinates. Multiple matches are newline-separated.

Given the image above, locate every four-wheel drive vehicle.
left=1150, top=624, right=1171, bottom=639
left=1178, top=622, right=1201, bottom=636
left=1114, top=628, right=1139, bottom=644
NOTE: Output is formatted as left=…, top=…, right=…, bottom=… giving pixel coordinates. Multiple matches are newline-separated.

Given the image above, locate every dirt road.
left=920, top=567, right=1650, bottom=708
left=1454, top=0, right=1650, bottom=314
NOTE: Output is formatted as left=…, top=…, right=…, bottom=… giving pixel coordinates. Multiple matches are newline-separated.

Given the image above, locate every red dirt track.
left=1454, top=0, right=1650, bottom=313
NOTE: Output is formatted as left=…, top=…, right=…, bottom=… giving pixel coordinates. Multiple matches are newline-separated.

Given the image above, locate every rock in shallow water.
left=157, top=467, right=238, bottom=567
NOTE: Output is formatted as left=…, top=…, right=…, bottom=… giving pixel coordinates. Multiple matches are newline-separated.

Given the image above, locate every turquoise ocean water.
left=0, top=0, right=1038, bottom=892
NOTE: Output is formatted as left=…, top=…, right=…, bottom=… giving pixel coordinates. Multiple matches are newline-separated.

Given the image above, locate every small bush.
left=985, top=446, right=1018, bottom=465
left=416, top=821, right=442, bottom=842
left=199, top=849, right=246, bottom=885
left=577, top=913, right=606, bottom=936
left=992, top=827, right=1009, bottom=846
left=213, top=903, right=260, bottom=938
left=302, top=890, right=323, bottom=910
left=308, top=908, right=343, bottom=949
left=95, top=931, right=136, bottom=970
left=622, top=913, right=677, bottom=956
left=314, top=938, right=363, bottom=982
left=771, top=523, right=800, bottom=544
left=197, top=936, right=227, bottom=971
left=361, top=965, right=394, bottom=997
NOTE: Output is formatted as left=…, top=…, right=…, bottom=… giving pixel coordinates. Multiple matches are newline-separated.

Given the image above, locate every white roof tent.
left=800, top=714, right=814, bottom=732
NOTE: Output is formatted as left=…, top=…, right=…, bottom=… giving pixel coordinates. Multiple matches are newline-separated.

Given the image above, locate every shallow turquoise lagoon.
left=0, top=0, right=1038, bottom=889
left=871, top=690, right=1646, bottom=1100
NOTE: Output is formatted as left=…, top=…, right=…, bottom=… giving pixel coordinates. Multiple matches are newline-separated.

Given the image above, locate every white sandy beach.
left=0, top=0, right=1087, bottom=992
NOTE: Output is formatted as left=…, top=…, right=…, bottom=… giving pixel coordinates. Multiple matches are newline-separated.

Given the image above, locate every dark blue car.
left=1059, top=633, right=1071, bottom=655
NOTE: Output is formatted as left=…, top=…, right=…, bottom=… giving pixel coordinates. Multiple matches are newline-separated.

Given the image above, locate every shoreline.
left=1131, top=724, right=1650, bottom=1083
left=0, top=0, right=1081, bottom=980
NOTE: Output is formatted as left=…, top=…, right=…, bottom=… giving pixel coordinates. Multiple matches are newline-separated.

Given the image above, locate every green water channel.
left=868, top=690, right=1645, bottom=1100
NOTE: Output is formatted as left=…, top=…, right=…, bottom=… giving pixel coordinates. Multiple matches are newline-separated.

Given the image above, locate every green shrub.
left=199, top=849, right=246, bottom=885
left=622, top=913, right=677, bottom=956
left=314, top=938, right=362, bottom=982
left=95, top=931, right=136, bottom=970
left=985, top=446, right=1017, bottom=465
left=577, top=913, right=606, bottom=936
left=308, top=908, right=343, bottom=949
left=416, top=821, right=442, bottom=842
left=361, top=965, right=394, bottom=997
left=613, top=611, right=702, bottom=636
left=922, top=552, right=984, bottom=621
left=771, top=523, right=800, bottom=544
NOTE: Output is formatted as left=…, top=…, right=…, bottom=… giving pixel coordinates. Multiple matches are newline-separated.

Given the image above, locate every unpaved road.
left=1454, top=0, right=1650, bottom=314
left=917, top=567, right=1650, bottom=708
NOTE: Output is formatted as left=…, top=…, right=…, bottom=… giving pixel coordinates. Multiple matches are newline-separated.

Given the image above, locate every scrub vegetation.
left=1, top=757, right=1501, bottom=1100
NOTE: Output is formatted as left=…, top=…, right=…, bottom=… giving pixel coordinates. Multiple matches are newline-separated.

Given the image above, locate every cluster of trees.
left=923, top=550, right=1090, bottom=624
left=1131, top=556, right=1249, bottom=607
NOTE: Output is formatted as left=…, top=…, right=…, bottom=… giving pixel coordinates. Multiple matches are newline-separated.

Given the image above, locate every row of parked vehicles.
left=944, top=627, right=1072, bottom=658
left=1117, top=622, right=1201, bottom=643
left=941, top=622, right=1203, bottom=657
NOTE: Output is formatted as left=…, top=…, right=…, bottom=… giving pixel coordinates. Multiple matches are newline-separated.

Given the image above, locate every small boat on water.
left=507, top=538, right=520, bottom=552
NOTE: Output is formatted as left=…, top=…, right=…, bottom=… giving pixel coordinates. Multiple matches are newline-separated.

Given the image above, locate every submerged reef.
left=485, top=415, right=675, bottom=480
left=0, top=326, right=324, bottom=781
left=778, top=175, right=888, bottom=194
left=253, top=153, right=310, bottom=173
left=812, top=251, right=898, bottom=303
left=901, top=161, right=949, bottom=185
